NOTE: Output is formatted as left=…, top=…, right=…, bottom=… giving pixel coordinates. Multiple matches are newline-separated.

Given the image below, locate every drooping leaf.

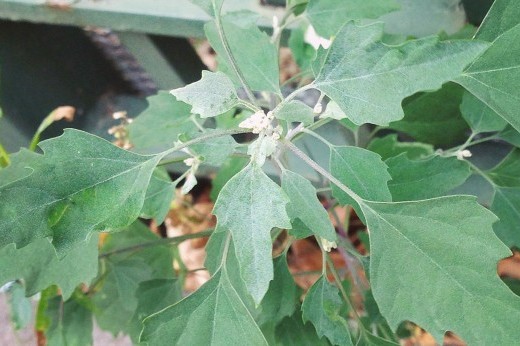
left=140, top=167, right=175, bottom=224
left=388, top=83, right=470, bottom=147
left=302, top=276, right=353, bottom=346
left=93, top=221, right=175, bottom=335
left=0, top=235, right=98, bottom=300
left=128, top=91, right=197, bottom=153
left=330, top=146, right=391, bottom=216
left=456, top=24, right=520, bottom=132
left=171, top=71, right=239, bottom=118
left=205, top=19, right=280, bottom=94
left=6, top=282, right=32, bottom=330
left=0, top=129, right=160, bottom=254
left=386, top=154, right=471, bottom=201
left=313, top=22, right=488, bottom=126
left=257, top=254, right=299, bottom=326
left=128, top=279, right=182, bottom=342
left=42, top=292, right=93, bottom=346
left=180, top=130, right=238, bottom=165
left=360, top=196, right=520, bottom=344
left=282, top=169, right=336, bottom=241
left=367, top=134, right=434, bottom=161
left=275, top=100, right=315, bottom=126
left=213, top=163, right=291, bottom=303
left=306, top=0, right=399, bottom=38
left=141, top=269, right=268, bottom=345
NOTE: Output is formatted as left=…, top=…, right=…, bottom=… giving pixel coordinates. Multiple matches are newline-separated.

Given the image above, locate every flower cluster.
left=239, top=110, right=282, bottom=140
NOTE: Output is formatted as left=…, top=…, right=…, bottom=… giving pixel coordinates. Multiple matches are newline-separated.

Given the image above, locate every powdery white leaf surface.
left=213, top=163, right=291, bottom=304
left=171, top=71, right=239, bottom=118
left=313, top=22, right=488, bottom=125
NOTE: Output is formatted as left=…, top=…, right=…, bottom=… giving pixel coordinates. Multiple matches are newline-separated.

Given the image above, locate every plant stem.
left=0, top=142, right=10, bottom=167
left=98, top=229, right=213, bottom=258
left=282, top=139, right=362, bottom=204
left=213, top=2, right=257, bottom=104
left=157, top=155, right=191, bottom=166
left=444, top=133, right=499, bottom=155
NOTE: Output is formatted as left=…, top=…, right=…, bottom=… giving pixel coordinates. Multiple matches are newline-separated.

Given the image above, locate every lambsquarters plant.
left=1, top=0, right=520, bottom=344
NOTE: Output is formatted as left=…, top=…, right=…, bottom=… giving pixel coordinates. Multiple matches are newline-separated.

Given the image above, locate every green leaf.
left=210, top=155, right=249, bottom=201
left=0, top=129, right=160, bottom=254
left=460, top=91, right=507, bottom=133
left=171, top=71, right=239, bottom=118
left=388, top=83, right=470, bottom=147
left=313, top=22, right=488, bottom=126
left=257, top=254, right=299, bottom=326
left=43, top=292, right=93, bottom=346
left=128, top=91, right=197, bottom=153
left=275, top=100, right=315, bottom=126
left=487, top=149, right=520, bottom=187
left=456, top=24, right=520, bottom=132
left=128, top=279, right=182, bottom=342
left=330, top=146, right=391, bottom=216
left=0, top=236, right=98, bottom=300
left=490, top=187, right=520, bottom=247
left=386, top=154, right=471, bottom=201
left=180, top=130, right=238, bottom=165
left=485, top=149, right=520, bottom=246
left=288, top=25, right=316, bottom=71
left=205, top=19, right=280, bottom=94
left=141, top=269, right=268, bottom=345
left=288, top=218, right=314, bottom=240
left=93, top=221, right=175, bottom=335
left=0, top=149, right=40, bottom=187
left=282, top=169, right=336, bottom=241
left=360, top=196, right=520, bottom=344
left=302, top=276, right=353, bottom=346
left=140, top=168, right=174, bottom=224
left=367, top=134, right=433, bottom=161
left=474, top=0, right=520, bottom=42
left=6, top=282, right=32, bottom=330
left=306, top=0, right=399, bottom=38
left=275, top=310, right=328, bottom=345
left=499, top=125, right=520, bottom=147
left=213, top=163, right=291, bottom=303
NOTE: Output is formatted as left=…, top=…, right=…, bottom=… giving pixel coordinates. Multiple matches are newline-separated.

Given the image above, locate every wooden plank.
left=0, top=0, right=283, bottom=38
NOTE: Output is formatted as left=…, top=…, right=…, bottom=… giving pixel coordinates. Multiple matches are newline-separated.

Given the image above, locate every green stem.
left=98, top=229, right=213, bottom=258
left=290, top=118, right=333, bottom=143
left=0, top=142, right=10, bottom=167
left=213, top=2, right=257, bottom=104
left=282, top=140, right=362, bottom=204
left=158, top=155, right=191, bottom=167
left=238, top=100, right=261, bottom=112
left=444, top=133, right=499, bottom=155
